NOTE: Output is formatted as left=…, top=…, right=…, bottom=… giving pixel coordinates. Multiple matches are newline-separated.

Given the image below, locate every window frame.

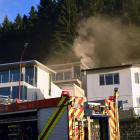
left=105, top=74, right=113, bottom=85
left=134, top=72, right=139, bottom=84
left=99, top=72, right=120, bottom=86
left=99, top=75, right=105, bottom=86
left=114, top=73, right=120, bottom=84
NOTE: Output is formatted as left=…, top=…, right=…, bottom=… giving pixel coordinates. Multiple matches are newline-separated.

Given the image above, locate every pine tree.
left=0, top=25, right=2, bottom=33
left=77, top=0, right=97, bottom=18
left=14, top=13, right=23, bottom=31
left=96, top=0, right=123, bottom=15
left=122, top=0, right=140, bottom=25
left=28, top=6, right=38, bottom=27
left=23, top=15, right=29, bottom=30
left=54, top=0, right=78, bottom=49
left=2, top=16, right=13, bottom=32
left=38, top=0, right=56, bottom=20
left=34, top=0, right=57, bottom=59
left=46, top=0, right=79, bottom=63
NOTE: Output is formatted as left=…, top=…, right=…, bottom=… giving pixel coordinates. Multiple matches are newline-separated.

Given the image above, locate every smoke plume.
left=73, top=16, right=140, bottom=68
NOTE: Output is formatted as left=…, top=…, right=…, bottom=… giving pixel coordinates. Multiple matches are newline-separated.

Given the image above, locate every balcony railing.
left=52, top=73, right=81, bottom=81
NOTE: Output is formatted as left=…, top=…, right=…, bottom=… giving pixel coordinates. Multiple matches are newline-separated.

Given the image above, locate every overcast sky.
left=0, top=0, right=40, bottom=23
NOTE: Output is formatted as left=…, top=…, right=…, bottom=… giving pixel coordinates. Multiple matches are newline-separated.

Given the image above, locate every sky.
left=0, top=0, right=40, bottom=23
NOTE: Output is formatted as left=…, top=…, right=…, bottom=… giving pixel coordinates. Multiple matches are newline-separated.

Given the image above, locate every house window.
left=56, top=72, right=63, bottom=80
left=105, top=74, right=113, bottom=85
left=25, top=66, right=37, bottom=86
left=25, top=67, right=34, bottom=85
left=21, top=86, right=27, bottom=100
left=10, top=69, right=20, bottom=82
left=99, top=75, right=105, bottom=85
left=134, top=72, right=139, bottom=84
left=114, top=73, right=120, bottom=84
left=51, top=73, right=56, bottom=81
left=99, top=73, right=120, bottom=85
left=12, top=86, right=19, bottom=99
left=0, top=71, right=9, bottom=83
left=0, top=86, right=27, bottom=100
left=12, top=86, right=27, bottom=100
left=64, top=71, right=71, bottom=80
left=0, top=87, right=11, bottom=97
left=74, top=66, right=81, bottom=79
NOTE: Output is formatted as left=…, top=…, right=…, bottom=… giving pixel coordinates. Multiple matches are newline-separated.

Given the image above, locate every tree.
left=53, top=0, right=78, bottom=48
left=0, top=25, right=2, bottom=33
left=76, top=0, right=97, bottom=18
left=34, top=0, right=58, bottom=59
left=46, top=0, right=79, bottom=63
left=28, top=6, right=38, bottom=27
left=38, top=0, right=56, bottom=20
left=22, top=14, right=29, bottom=30
left=2, top=16, right=13, bottom=32
left=122, top=0, right=140, bottom=25
left=14, top=13, right=23, bottom=31
left=96, top=0, right=123, bottom=15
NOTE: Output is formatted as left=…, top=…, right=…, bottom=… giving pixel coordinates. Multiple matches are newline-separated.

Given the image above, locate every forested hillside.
left=0, top=0, right=140, bottom=66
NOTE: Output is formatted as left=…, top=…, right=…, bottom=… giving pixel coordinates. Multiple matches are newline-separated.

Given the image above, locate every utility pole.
left=18, top=43, right=28, bottom=100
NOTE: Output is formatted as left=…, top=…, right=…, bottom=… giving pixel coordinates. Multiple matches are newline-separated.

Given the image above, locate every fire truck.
left=0, top=91, right=84, bottom=140
left=84, top=90, right=120, bottom=140
left=0, top=91, right=120, bottom=140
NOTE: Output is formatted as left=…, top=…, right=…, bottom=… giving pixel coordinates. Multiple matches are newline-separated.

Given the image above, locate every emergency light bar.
left=88, top=102, right=101, bottom=106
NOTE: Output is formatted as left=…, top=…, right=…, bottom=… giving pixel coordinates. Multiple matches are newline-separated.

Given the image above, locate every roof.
left=0, top=60, right=55, bottom=73
left=82, top=63, right=140, bottom=72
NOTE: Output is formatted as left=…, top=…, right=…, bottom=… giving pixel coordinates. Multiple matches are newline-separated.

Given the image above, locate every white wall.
left=37, top=67, right=62, bottom=99
left=130, top=67, right=140, bottom=114
left=57, top=83, right=85, bottom=97
left=73, top=84, right=85, bottom=97
left=51, top=82, right=62, bottom=98
left=86, top=68, right=133, bottom=108
left=37, top=67, right=50, bottom=99
left=25, top=82, right=43, bottom=101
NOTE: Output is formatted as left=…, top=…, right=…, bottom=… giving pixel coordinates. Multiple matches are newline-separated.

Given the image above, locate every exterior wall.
left=130, top=67, right=140, bottom=114
left=57, top=83, right=85, bottom=97
left=26, top=82, right=43, bottom=101
left=73, top=84, right=85, bottom=97
left=51, top=82, right=62, bottom=98
left=37, top=67, right=50, bottom=99
left=36, top=67, right=62, bottom=99
left=86, top=68, right=133, bottom=109
left=38, top=107, right=69, bottom=140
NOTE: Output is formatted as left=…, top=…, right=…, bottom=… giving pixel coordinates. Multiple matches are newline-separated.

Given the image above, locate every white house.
left=0, top=60, right=62, bottom=102
left=49, top=62, right=85, bottom=97
left=82, top=64, right=140, bottom=115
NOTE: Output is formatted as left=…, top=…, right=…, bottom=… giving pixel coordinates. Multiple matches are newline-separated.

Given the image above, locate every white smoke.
left=73, top=16, right=140, bottom=68
left=73, top=37, right=95, bottom=69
